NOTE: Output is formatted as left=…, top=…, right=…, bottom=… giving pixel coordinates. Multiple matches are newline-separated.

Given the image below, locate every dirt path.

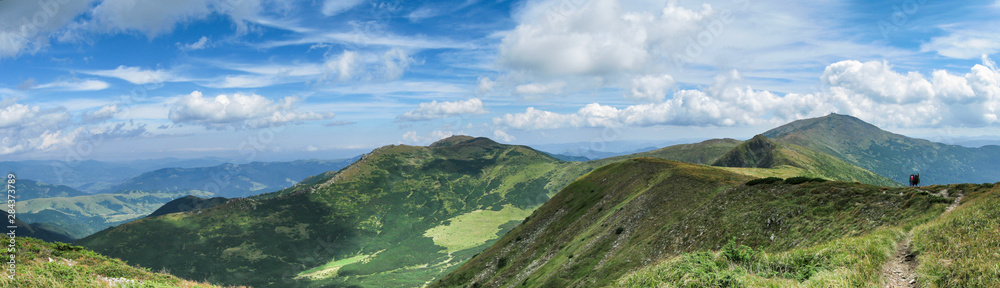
left=883, top=233, right=917, bottom=288
left=882, top=189, right=964, bottom=288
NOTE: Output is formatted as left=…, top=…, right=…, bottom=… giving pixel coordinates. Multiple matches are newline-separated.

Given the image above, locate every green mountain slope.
left=432, top=158, right=951, bottom=287
left=98, top=159, right=356, bottom=197
left=711, top=134, right=899, bottom=186
left=17, top=190, right=213, bottom=239
left=146, top=195, right=229, bottom=217
left=77, top=136, right=584, bottom=288
left=763, top=113, right=1000, bottom=185
left=14, top=179, right=88, bottom=201
left=0, top=236, right=223, bottom=288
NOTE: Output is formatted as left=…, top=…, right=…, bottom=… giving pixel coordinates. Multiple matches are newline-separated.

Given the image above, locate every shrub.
left=722, top=239, right=760, bottom=264
left=746, top=177, right=783, bottom=186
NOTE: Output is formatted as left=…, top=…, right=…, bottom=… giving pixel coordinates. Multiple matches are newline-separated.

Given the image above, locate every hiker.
left=909, top=174, right=920, bottom=187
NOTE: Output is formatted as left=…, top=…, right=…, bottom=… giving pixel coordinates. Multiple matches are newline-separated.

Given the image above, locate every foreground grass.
left=617, top=228, right=904, bottom=287
left=0, top=237, right=226, bottom=288
left=911, top=184, right=1000, bottom=287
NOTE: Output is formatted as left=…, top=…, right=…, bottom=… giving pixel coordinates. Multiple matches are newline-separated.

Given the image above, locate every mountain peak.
left=429, top=135, right=497, bottom=148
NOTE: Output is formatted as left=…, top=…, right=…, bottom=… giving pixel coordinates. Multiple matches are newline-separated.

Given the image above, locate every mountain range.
left=16, top=113, right=1000, bottom=287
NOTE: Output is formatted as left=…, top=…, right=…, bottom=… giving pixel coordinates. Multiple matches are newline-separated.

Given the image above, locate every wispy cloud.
left=36, top=79, right=110, bottom=91
left=83, top=66, right=185, bottom=85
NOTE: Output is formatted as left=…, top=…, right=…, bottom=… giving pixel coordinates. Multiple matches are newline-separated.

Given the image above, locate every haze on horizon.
left=2, top=0, right=1000, bottom=161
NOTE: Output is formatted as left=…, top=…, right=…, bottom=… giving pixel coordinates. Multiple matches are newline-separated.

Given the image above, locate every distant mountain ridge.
left=764, top=113, right=1000, bottom=185
left=97, top=159, right=357, bottom=198
left=15, top=178, right=89, bottom=201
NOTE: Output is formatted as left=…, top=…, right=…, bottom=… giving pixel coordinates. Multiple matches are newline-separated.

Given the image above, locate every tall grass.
left=911, top=184, right=1000, bottom=287
left=616, top=228, right=904, bottom=287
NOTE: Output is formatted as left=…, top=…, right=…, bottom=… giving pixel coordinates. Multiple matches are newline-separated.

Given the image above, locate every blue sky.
left=1, top=0, right=999, bottom=161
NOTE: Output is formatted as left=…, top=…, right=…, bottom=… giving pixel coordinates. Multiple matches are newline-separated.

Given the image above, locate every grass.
left=423, top=205, right=533, bottom=253
left=616, top=228, right=905, bottom=287
left=910, top=183, right=1000, bottom=287
left=0, top=237, right=227, bottom=288
left=296, top=253, right=375, bottom=280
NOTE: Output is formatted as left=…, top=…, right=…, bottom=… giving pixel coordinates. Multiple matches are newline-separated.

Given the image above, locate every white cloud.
left=83, top=104, right=119, bottom=122
left=178, top=36, right=210, bottom=51
left=477, top=76, right=496, bottom=94
left=0, top=0, right=93, bottom=58
left=494, top=58, right=1000, bottom=130
left=629, top=74, right=675, bottom=102
left=499, top=0, right=717, bottom=77
left=84, top=65, right=181, bottom=85
left=515, top=81, right=565, bottom=95
left=36, top=79, right=110, bottom=91
left=921, top=27, right=1000, bottom=59
left=402, top=130, right=453, bottom=144
left=0, top=98, right=76, bottom=154
left=821, top=57, right=1000, bottom=127
left=322, top=0, right=364, bottom=16
left=407, top=8, right=438, bottom=22
left=381, top=48, right=414, bottom=80
left=325, top=50, right=359, bottom=81
left=396, top=98, right=487, bottom=121
left=492, top=129, right=515, bottom=142
left=495, top=69, right=832, bottom=130
left=168, top=91, right=335, bottom=129
left=821, top=60, right=933, bottom=104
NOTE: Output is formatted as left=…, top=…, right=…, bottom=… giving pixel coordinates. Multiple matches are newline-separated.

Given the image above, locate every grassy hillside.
left=712, top=134, right=900, bottom=186
left=98, top=159, right=355, bottom=198
left=911, top=183, right=1000, bottom=287
left=77, top=136, right=587, bottom=288
left=431, top=158, right=951, bottom=287
left=764, top=113, right=1000, bottom=185
left=0, top=236, right=226, bottom=288
left=17, top=190, right=213, bottom=239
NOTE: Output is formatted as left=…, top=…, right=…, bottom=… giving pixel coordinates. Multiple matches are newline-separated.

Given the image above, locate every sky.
left=1, top=0, right=999, bottom=161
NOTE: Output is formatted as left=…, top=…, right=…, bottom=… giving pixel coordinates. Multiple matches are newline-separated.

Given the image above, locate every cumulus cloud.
left=821, top=60, right=933, bottom=104
left=168, top=91, right=335, bottom=129
left=495, top=70, right=831, bottom=130
left=492, top=129, right=515, bottom=142
left=823, top=57, right=1000, bottom=127
left=83, top=65, right=180, bottom=85
left=396, top=98, right=487, bottom=122
left=496, top=58, right=1000, bottom=130
left=402, top=130, right=453, bottom=144
left=0, top=98, right=74, bottom=154
left=629, top=74, right=675, bottom=102
left=499, top=0, right=705, bottom=76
